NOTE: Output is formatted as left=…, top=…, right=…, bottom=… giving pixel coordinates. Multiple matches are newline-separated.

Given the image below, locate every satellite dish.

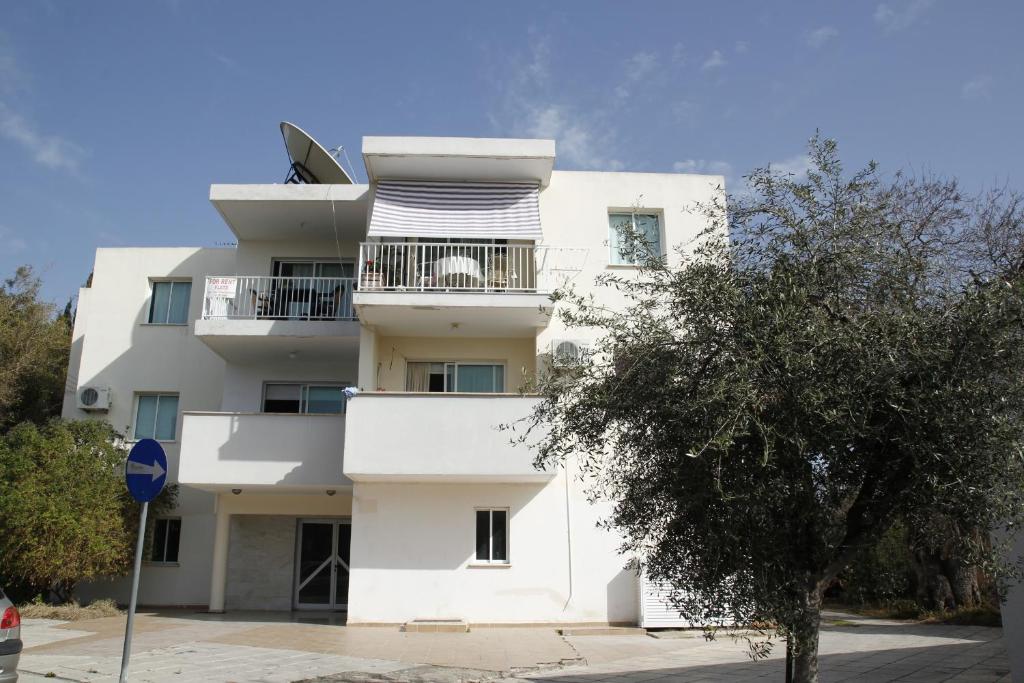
left=279, top=122, right=353, bottom=185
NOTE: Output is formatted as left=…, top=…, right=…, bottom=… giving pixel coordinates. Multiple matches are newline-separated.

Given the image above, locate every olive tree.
left=521, top=136, right=1024, bottom=682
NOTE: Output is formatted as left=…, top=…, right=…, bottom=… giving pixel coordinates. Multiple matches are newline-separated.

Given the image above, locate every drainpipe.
left=562, top=468, right=574, bottom=611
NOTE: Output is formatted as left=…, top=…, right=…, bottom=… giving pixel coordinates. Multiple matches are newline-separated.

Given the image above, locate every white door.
left=295, top=520, right=351, bottom=610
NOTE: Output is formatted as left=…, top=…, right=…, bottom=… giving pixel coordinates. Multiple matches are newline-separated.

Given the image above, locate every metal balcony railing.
left=358, top=242, right=561, bottom=293
left=201, top=276, right=357, bottom=320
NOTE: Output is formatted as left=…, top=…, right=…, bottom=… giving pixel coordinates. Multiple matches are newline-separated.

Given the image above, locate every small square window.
left=609, top=212, right=662, bottom=265
left=475, top=508, right=509, bottom=563
left=150, top=518, right=181, bottom=563
left=134, top=393, right=179, bottom=441
left=148, top=281, right=192, bottom=324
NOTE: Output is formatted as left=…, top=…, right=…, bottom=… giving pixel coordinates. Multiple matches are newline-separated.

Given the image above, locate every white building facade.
left=62, top=135, right=724, bottom=625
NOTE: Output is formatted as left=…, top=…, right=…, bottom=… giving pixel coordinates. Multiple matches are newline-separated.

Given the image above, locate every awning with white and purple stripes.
left=367, top=180, right=542, bottom=240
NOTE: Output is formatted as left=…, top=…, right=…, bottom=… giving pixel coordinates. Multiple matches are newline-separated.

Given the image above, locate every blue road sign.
left=125, top=439, right=167, bottom=503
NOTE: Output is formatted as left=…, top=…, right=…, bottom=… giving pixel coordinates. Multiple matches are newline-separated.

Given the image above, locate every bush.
left=837, top=523, right=916, bottom=606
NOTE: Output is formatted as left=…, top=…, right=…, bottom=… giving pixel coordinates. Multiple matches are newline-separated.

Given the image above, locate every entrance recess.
left=295, top=519, right=351, bottom=610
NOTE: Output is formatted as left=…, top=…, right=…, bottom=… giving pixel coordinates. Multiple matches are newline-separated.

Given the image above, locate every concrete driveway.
left=14, top=610, right=1011, bottom=682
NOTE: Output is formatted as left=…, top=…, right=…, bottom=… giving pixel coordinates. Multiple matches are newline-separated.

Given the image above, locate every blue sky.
left=1, top=1, right=1021, bottom=303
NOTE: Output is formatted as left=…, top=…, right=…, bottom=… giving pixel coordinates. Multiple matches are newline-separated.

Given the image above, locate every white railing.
left=358, top=242, right=565, bottom=293
left=202, top=276, right=357, bottom=320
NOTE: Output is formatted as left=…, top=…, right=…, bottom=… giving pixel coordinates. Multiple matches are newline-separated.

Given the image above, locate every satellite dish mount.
left=279, top=122, right=354, bottom=185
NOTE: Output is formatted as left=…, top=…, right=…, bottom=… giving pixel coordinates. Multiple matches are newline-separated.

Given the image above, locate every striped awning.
left=367, top=180, right=542, bottom=240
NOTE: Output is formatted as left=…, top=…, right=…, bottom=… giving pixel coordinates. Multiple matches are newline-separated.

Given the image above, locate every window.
left=262, top=383, right=347, bottom=414
left=406, top=362, right=505, bottom=393
left=475, top=509, right=508, bottom=564
left=608, top=212, right=662, bottom=265
left=148, top=281, right=192, bottom=324
left=134, top=393, right=179, bottom=441
left=150, top=518, right=181, bottom=563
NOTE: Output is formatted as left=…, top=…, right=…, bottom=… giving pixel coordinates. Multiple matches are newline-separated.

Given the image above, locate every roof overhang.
left=210, top=183, right=370, bottom=241
left=362, top=136, right=556, bottom=187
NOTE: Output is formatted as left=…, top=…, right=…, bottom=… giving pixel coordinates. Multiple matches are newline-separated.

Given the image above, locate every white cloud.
left=0, top=102, right=84, bottom=172
left=624, top=51, right=657, bottom=82
left=961, top=75, right=993, bottom=100
left=0, top=39, right=84, bottom=174
left=734, top=41, right=749, bottom=54
left=769, top=154, right=813, bottom=177
left=527, top=105, right=623, bottom=171
left=673, top=159, right=733, bottom=176
left=806, top=26, right=839, bottom=48
left=701, top=50, right=726, bottom=71
left=488, top=34, right=624, bottom=171
left=874, top=0, right=936, bottom=32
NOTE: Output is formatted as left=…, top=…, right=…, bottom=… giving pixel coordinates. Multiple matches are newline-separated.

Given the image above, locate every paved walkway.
left=15, top=610, right=1011, bottom=682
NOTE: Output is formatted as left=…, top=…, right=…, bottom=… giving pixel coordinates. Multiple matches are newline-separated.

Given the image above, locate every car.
left=0, top=587, right=21, bottom=682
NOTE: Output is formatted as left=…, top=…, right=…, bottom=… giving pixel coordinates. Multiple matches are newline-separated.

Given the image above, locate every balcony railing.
left=202, top=276, right=356, bottom=321
left=358, top=242, right=563, bottom=293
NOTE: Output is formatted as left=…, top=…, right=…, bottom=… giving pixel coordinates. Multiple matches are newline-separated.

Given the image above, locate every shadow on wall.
left=606, top=565, right=640, bottom=624
left=352, top=483, right=547, bottom=571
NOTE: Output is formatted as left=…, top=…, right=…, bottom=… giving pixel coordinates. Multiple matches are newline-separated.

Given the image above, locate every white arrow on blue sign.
left=124, top=438, right=168, bottom=503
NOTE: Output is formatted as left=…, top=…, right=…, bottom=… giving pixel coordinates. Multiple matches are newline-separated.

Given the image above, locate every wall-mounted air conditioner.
left=76, top=386, right=111, bottom=411
left=550, top=339, right=590, bottom=367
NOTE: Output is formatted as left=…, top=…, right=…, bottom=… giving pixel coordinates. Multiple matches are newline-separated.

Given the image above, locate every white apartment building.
left=62, top=132, right=724, bottom=626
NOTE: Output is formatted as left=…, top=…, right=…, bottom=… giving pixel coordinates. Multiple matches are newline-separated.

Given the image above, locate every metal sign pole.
left=119, top=500, right=149, bottom=683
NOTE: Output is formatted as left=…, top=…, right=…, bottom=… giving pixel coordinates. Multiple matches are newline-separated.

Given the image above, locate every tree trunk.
left=789, top=588, right=824, bottom=683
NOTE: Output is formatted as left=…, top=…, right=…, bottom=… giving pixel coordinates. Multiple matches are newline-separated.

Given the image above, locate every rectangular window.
left=262, top=383, right=347, bottom=414
left=406, top=362, right=505, bottom=393
left=609, top=212, right=662, bottom=265
left=148, top=281, right=192, bottom=324
left=134, top=393, right=179, bottom=441
left=475, top=508, right=509, bottom=563
left=150, top=518, right=181, bottom=563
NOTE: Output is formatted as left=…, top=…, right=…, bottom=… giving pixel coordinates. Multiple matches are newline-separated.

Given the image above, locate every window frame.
left=607, top=211, right=663, bottom=267
left=146, top=279, right=193, bottom=325
left=147, top=517, right=182, bottom=565
left=473, top=507, right=510, bottom=565
left=261, top=381, right=351, bottom=414
left=405, top=361, right=507, bottom=393
left=132, top=392, right=180, bottom=442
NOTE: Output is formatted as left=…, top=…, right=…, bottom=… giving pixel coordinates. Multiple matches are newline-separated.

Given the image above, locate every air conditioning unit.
left=76, top=386, right=111, bottom=411
left=550, top=339, right=589, bottom=367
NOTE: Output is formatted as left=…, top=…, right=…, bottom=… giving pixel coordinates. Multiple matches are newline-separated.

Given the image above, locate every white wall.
left=347, top=466, right=637, bottom=625
left=64, top=247, right=237, bottom=607
left=344, top=394, right=547, bottom=482
left=221, top=357, right=358, bottom=412
left=1003, top=531, right=1024, bottom=680
left=232, top=238, right=360, bottom=276
left=179, top=412, right=348, bottom=489
left=535, top=169, right=724, bottom=354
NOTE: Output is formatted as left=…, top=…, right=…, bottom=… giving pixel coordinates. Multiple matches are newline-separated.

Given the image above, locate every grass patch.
left=825, top=600, right=1002, bottom=627
left=18, top=598, right=122, bottom=621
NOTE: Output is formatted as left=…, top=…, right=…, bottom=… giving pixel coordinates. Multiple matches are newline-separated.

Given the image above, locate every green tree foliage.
left=0, top=420, right=131, bottom=601
left=0, top=266, right=72, bottom=432
left=523, top=136, right=1024, bottom=682
left=0, top=418, right=177, bottom=603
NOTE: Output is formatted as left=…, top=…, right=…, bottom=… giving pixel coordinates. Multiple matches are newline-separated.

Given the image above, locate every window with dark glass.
left=148, top=281, right=192, bottom=324
left=150, top=518, right=181, bottom=563
left=262, top=383, right=347, bottom=414
left=475, top=509, right=508, bottom=563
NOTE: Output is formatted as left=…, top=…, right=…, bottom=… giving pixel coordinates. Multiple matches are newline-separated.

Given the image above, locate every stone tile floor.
left=14, top=610, right=1011, bottom=682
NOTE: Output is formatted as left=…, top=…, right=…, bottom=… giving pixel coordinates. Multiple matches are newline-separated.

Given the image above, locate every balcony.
left=354, top=243, right=580, bottom=337
left=194, top=276, right=360, bottom=362
left=178, top=412, right=347, bottom=492
left=342, top=393, right=552, bottom=482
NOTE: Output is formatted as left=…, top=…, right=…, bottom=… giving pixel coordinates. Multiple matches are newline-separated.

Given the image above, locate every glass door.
left=295, top=520, right=351, bottom=610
